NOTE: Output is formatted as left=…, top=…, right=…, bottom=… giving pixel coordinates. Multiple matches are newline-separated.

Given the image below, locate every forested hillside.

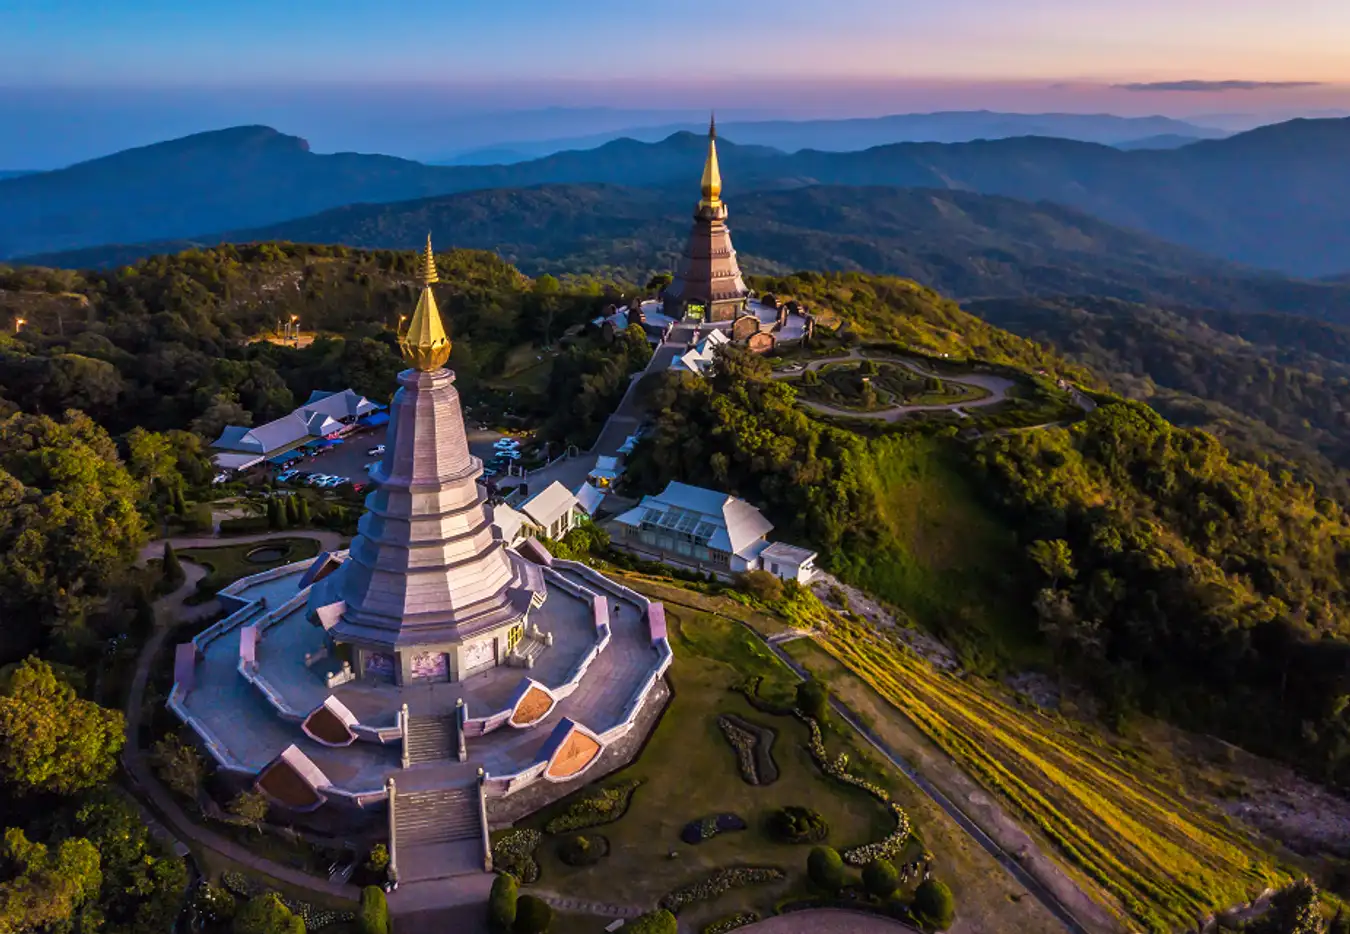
left=629, top=331, right=1350, bottom=790
left=35, top=183, right=1350, bottom=326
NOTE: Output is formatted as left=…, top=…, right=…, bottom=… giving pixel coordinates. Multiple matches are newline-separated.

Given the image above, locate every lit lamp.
left=13, top=317, right=25, bottom=333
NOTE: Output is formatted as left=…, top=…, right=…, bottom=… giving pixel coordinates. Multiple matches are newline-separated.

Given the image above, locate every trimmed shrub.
left=492, top=829, right=541, bottom=883
left=220, top=516, right=271, bottom=536
left=557, top=834, right=608, bottom=867
left=680, top=813, right=747, bottom=845
left=660, top=867, right=785, bottom=914
left=768, top=806, right=829, bottom=844
left=233, top=893, right=304, bottom=934
left=186, top=502, right=214, bottom=533
left=796, top=678, right=830, bottom=723
left=358, top=886, right=389, bottom=934
left=514, top=894, right=553, bottom=934
left=627, top=909, right=678, bottom=934
left=702, top=913, right=759, bottom=934
left=738, top=569, right=784, bottom=604
left=543, top=779, right=641, bottom=833
left=862, top=859, right=900, bottom=899
left=365, top=843, right=389, bottom=876
left=807, top=846, right=846, bottom=893
left=162, top=541, right=184, bottom=588
left=913, top=878, right=955, bottom=931
left=717, top=714, right=778, bottom=785
left=488, top=872, right=518, bottom=933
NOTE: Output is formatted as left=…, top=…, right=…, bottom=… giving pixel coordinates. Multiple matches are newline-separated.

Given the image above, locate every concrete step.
left=395, top=788, right=481, bottom=845
left=405, top=715, right=457, bottom=765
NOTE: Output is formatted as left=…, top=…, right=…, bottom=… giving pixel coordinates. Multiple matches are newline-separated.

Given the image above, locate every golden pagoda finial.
left=399, top=234, right=451, bottom=371
left=418, top=231, right=439, bottom=286
left=700, top=112, right=722, bottom=206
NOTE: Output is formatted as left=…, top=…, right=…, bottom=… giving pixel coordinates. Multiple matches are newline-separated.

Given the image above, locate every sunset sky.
left=3, top=0, right=1348, bottom=166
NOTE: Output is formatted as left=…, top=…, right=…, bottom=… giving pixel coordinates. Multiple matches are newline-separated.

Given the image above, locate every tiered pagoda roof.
left=662, top=115, right=749, bottom=323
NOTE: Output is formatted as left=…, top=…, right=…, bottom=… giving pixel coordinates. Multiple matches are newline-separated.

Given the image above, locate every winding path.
left=741, top=909, right=919, bottom=933
left=123, top=529, right=360, bottom=903
left=771, top=351, right=1017, bottom=421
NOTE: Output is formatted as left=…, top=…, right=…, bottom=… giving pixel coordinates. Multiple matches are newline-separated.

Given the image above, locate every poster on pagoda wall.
left=365, top=652, right=395, bottom=681
left=410, top=651, right=449, bottom=681
left=463, top=638, right=495, bottom=675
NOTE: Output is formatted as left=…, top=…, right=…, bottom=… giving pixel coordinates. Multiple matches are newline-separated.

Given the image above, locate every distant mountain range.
left=439, top=110, right=1227, bottom=163
left=25, top=183, right=1350, bottom=326
left=4, top=117, right=1350, bottom=276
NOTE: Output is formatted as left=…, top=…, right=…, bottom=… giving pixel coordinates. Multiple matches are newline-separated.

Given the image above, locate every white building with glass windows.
left=609, top=481, right=816, bottom=581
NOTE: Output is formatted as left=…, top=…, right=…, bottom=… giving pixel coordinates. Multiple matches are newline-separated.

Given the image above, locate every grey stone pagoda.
left=308, top=237, right=545, bottom=684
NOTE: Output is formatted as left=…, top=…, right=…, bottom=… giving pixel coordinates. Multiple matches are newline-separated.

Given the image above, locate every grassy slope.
left=798, top=617, right=1284, bottom=934
left=833, top=435, right=1040, bottom=670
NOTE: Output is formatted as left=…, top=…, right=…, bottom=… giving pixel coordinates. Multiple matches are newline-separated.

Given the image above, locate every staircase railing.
left=386, top=776, right=399, bottom=884
left=400, top=704, right=410, bottom=769
left=478, top=769, right=493, bottom=872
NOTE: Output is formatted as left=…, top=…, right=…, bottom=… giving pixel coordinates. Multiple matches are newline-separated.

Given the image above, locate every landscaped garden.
left=794, top=360, right=989, bottom=412
left=178, top=536, right=322, bottom=597
left=491, top=605, right=942, bottom=931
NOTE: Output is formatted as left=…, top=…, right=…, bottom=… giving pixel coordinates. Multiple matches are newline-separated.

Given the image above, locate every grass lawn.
left=790, top=621, right=1286, bottom=934
left=512, top=606, right=908, bottom=931
left=834, top=435, right=1042, bottom=672
left=178, top=537, right=321, bottom=591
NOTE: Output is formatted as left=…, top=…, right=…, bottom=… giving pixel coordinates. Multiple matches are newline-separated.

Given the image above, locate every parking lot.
left=267, top=424, right=513, bottom=487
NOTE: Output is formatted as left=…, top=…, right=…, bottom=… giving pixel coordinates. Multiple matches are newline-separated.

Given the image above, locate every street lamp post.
left=13, top=317, right=25, bottom=333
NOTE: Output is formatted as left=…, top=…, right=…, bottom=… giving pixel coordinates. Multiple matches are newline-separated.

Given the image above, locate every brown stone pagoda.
left=662, top=115, right=748, bottom=323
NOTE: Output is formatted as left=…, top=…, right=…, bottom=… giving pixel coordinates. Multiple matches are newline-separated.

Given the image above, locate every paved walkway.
left=124, top=530, right=362, bottom=903
left=771, top=350, right=1017, bottom=421
left=741, top=909, right=918, bottom=933
left=137, top=528, right=345, bottom=565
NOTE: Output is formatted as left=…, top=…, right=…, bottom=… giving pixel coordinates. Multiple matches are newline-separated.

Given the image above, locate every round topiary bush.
left=358, top=885, right=389, bottom=934
left=796, top=678, right=830, bottom=723
left=627, top=908, right=678, bottom=934
left=768, top=806, right=829, bottom=844
left=557, top=834, right=609, bottom=867
left=514, top=894, right=554, bottom=934
left=806, top=845, right=846, bottom=893
left=913, top=878, right=955, bottom=931
left=862, top=859, right=899, bottom=899
left=488, top=872, right=518, bottom=933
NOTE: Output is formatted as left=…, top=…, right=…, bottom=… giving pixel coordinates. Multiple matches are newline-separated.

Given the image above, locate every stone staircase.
left=404, top=714, right=457, bottom=764
left=393, top=786, right=482, bottom=847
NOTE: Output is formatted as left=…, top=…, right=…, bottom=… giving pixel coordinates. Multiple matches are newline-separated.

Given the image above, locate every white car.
left=493, top=438, right=521, bottom=451
left=367, top=445, right=386, bottom=456
left=212, top=472, right=230, bottom=484
left=500, top=449, right=522, bottom=460
left=324, top=476, right=348, bottom=488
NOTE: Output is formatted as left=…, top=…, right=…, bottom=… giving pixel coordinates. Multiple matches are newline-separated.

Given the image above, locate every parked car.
left=367, top=445, right=386, bottom=456
left=493, top=438, right=520, bottom=450
left=212, top=472, right=231, bottom=485
left=482, top=466, right=499, bottom=478
left=277, top=469, right=300, bottom=483
left=351, top=482, right=368, bottom=493
left=322, top=476, right=347, bottom=488
left=304, top=474, right=328, bottom=486
left=500, top=448, right=522, bottom=460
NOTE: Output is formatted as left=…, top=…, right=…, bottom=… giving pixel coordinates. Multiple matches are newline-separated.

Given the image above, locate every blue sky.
left=2, top=0, right=1349, bottom=166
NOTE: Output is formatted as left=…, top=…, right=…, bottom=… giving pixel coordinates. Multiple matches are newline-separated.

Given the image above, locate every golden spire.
left=700, top=112, right=722, bottom=206
left=399, top=234, right=452, bottom=371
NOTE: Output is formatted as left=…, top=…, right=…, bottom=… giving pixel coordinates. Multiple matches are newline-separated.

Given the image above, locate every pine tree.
left=284, top=495, right=299, bottom=526
left=266, top=499, right=284, bottom=530
left=162, top=541, right=184, bottom=587
left=171, top=486, right=186, bottom=516
left=295, top=496, right=312, bottom=527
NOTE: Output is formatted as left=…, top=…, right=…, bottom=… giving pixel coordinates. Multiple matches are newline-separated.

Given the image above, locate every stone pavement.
left=534, top=891, right=644, bottom=919
left=740, top=909, right=918, bottom=933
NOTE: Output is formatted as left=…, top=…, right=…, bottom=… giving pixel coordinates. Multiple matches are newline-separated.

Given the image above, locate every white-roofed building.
left=209, top=388, right=380, bottom=469
left=609, top=481, right=770, bottom=577
left=519, top=481, right=581, bottom=540
left=573, top=482, right=605, bottom=517
left=490, top=502, right=534, bottom=548
left=588, top=455, right=623, bottom=490
left=669, top=328, right=729, bottom=377
left=758, top=541, right=819, bottom=583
